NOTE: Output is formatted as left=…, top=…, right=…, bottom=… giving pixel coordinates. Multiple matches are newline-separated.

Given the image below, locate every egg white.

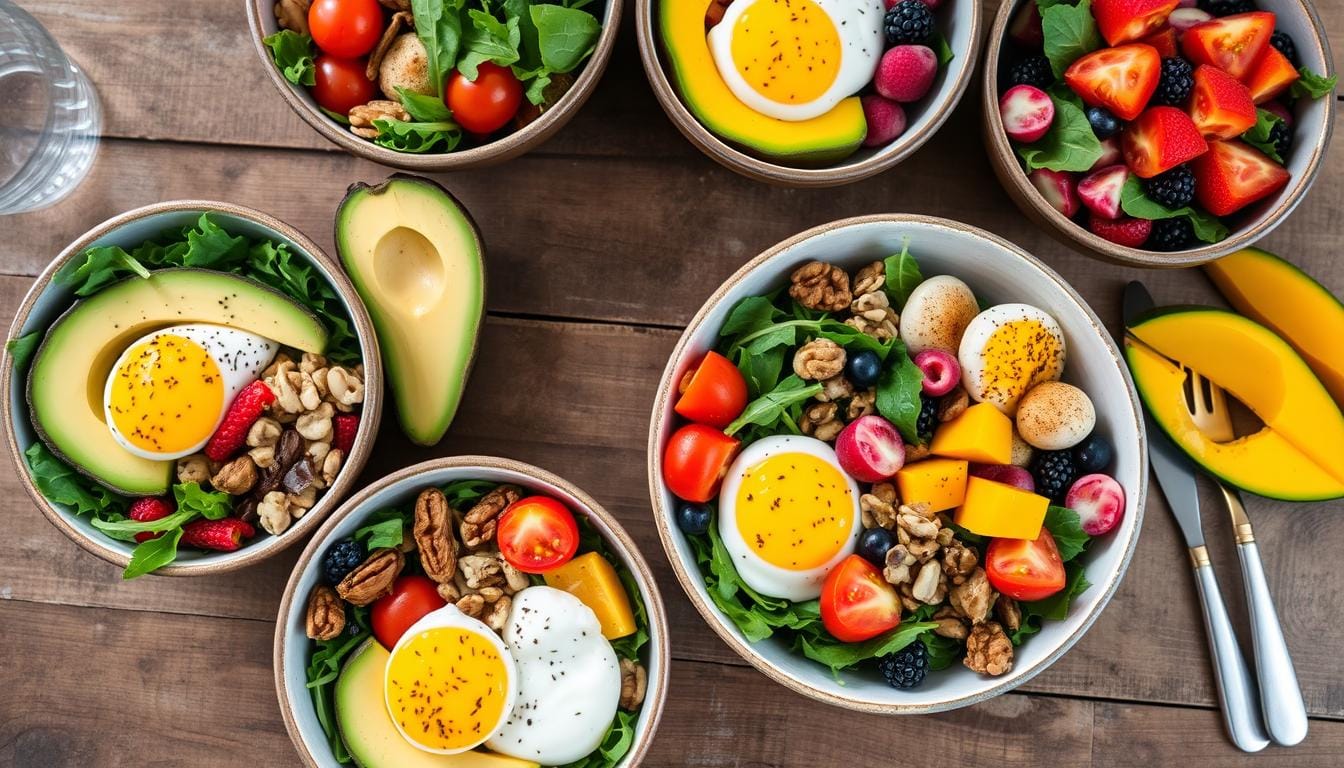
left=959, top=304, right=1067, bottom=415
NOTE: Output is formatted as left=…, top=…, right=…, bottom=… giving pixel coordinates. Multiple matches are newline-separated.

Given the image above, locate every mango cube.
left=895, top=458, right=969, bottom=512
left=542, top=552, right=637, bottom=640
left=954, top=476, right=1049, bottom=540
left=930, top=401, right=1013, bottom=464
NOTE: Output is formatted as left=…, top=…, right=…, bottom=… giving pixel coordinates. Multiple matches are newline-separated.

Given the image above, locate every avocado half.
left=335, top=175, right=485, bottom=447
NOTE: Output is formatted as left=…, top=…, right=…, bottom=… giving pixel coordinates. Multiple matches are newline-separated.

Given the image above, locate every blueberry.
left=676, top=502, right=712, bottom=535
left=846, top=350, right=883, bottom=389
left=1086, top=106, right=1120, bottom=140
left=1074, top=433, right=1114, bottom=473
left=857, top=527, right=896, bottom=566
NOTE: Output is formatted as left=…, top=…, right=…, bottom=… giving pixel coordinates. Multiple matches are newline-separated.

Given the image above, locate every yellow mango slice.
left=954, top=476, right=1049, bottom=540
left=930, top=402, right=1013, bottom=464
left=542, top=552, right=637, bottom=640
left=895, top=458, right=969, bottom=512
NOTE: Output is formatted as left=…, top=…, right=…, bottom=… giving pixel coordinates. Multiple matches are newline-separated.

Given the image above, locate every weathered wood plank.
left=1092, top=702, right=1344, bottom=767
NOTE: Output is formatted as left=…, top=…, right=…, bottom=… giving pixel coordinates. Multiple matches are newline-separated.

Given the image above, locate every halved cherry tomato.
left=1190, top=64, right=1257, bottom=139
left=1064, top=44, right=1161, bottom=121
left=1138, top=26, right=1179, bottom=59
left=1180, top=12, right=1275, bottom=79
left=1091, top=0, right=1180, bottom=46
left=820, top=555, right=902, bottom=643
left=984, top=529, right=1067, bottom=602
left=674, top=351, right=748, bottom=428
left=447, top=62, right=524, bottom=135
left=309, top=0, right=384, bottom=59
left=371, top=575, right=447, bottom=649
left=1243, top=45, right=1300, bottom=104
left=497, top=495, right=580, bottom=573
left=662, top=423, right=740, bottom=503
left=311, top=55, right=377, bottom=116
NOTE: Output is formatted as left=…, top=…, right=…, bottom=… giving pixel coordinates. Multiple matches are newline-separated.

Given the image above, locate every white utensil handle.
left=1237, top=540, right=1309, bottom=746
left=1192, top=560, right=1270, bottom=753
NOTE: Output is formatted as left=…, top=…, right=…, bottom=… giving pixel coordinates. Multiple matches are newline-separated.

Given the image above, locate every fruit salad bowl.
left=275, top=456, right=669, bottom=768
left=648, top=214, right=1147, bottom=713
left=983, top=0, right=1335, bottom=266
left=2, top=202, right=383, bottom=576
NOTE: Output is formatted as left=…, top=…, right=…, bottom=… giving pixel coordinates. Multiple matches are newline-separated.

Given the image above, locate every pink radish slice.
left=1078, top=164, right=1129, bottom=220
left=1065, top=473, right=1126, bottom=535
left=836, top=415, right=907, bottom=483
left=1091, top=136, right=1123, bottom=170
left=970, top=464, right=1036, bottom=492
left=914, top=349, right=961, bottom=396
left=1169, top=8, right=1213, bottom=32
left=876, top=45, right=939, bottom=103
left=1000, top=85, right=1055, bottom=143
left=861, top=95, right=908, bottom=147
left=1028, top=168, right=1080, bottom=217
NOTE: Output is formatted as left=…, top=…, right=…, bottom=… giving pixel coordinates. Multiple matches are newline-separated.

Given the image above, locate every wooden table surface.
left=3, top=1, right=1343, bottom=765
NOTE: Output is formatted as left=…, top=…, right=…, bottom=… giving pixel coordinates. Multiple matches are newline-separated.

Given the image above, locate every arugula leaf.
left=1120, top=175, right=1229, bottom=244
left=5, top=332, right=40, bottom=371
left=1043, top=505, right=1090, bottom=562
left=1289, top=66, right=1337, bottom=99
left=355, top=508, right=410, bottom=549
left=411, top=0, right=466, bottom=95
left=319, top=107, right=351, bottom=125
left=458, top=8, right=522, bottom=79
left=396, top=87, right=454, bottom=122
left=440, top=478, right=500, bottom=507
left=1041, top=0, right=1102, bottom=78
left=123, top=527, right=185, bottom=580
left=723, top=375, right=822, bottom=437
left=372, top=118, right=463, bottom=153
left=876, top=343, right=925, bottom=443
left=24, top=443, right=129, bottom=519
left=883, top=238, right=923, bottom=309
left=531, top=3, right=601, bottom=73
left=719, top=295, right=785, bottom=338
left=1026, top=562, right=1092, bottom=621
left=54, top=245, right=150, bottom=296
left=798, top=619, right=938, bottom=675
left=1016, top=96, right=1104, bottom=172
left=91, top=509, right=197, bottom=542
left=174, top=482, right=233, bottom=520
left=243, top=238, right=361, bottom=364
left=306, top=605, right=371, bottom=763
left=1241, top=108, right=1285, bottom=163
left=262, top=30, right=317, bottom=86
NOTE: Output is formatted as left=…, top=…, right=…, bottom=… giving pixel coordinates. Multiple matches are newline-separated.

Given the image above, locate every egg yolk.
left=977, top=320, right=1065, bottom=403
left=386, top=627, right=510, bottom=752
left=106, top=334, right=224, bottom=454
left=730, top=0, right=841, bottom=105
left=733, top=452, right=854, bottom=570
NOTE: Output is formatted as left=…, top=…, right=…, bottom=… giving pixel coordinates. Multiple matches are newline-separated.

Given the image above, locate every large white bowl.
left=647, top=214, right=1147, bottom=713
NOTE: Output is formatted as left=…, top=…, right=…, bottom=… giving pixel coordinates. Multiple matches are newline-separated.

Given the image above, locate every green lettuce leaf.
left=123, top=527, right=185, bottom=580
left=1120, top=175, right=1229, bottom=244
left=883, top=237, right=923, bottom=309
left=1043, top=505, right=1090, bottom=562
left=876, top=341, right=925, bottom=444
left=1289, top=66, right=1337, bottom=99
left=262, top=30, right=316, bottom=86
left=1241, top=108, right=1285, bottom=163
left=24, top=443, right=129, bottom=520
left=372, top=118, right=463, bottom=153
left=1041, top=0, right=1102, bottom=78
left=531, top=3, right=601, bottom=73
left=5, top=331, right=40, bottom=371
left=1016, top=96, right=1104, bottom=172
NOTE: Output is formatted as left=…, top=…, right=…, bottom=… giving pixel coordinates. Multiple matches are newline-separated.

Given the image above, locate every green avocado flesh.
left=336, top=176, right=485, bottom=447
left=26, top=268, right=327, bottom=495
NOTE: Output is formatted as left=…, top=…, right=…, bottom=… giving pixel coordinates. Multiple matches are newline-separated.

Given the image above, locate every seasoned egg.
left=103, top=324, right=278, bottom=460
left=959, top=304, right=1066, bottom=415
left=384, top=606, right=517, bottom=755
left=486, top=587, right=622, bottom=765
left=718, top=436, right=862, bottom=601
left=1016, top=381, right=1096, bottom=450
left=707, top=0, right=885, bottom=121
left=899, top=275, right=981, bottom=355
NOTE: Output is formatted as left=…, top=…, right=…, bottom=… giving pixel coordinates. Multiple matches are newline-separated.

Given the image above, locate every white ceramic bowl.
left=647, top=214, right=1147, bottom=713
left=275, top=457, right=669, bottom=767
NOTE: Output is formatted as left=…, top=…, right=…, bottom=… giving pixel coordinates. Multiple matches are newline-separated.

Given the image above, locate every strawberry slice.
left=1181, top=12, right=1275, bottom=79
left=1123, top=106, right=1209, bottom=178
left=1028, top=169, right=1081, bottom=217
left=1139, top=26, right=1179, bottom=58
left=1078, top=165, right=1130, bottom=220
left=1089, top=215, right=1154, bottom=248
left=1243, top=45, right=1300, bottom=104
left=1092, top=0, right=1180, bottom=46
left=1064, top=44, right=1161, bottom=121
left=1190, top=64, right=1257, bottom=139
left=1193, top=139, right=1290, bottom=215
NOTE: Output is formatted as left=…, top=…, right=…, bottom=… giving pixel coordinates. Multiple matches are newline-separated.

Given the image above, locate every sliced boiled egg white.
left=899, top=275, right=982, bottom=355
left=103, top=323, right=278, bottom=460
left=959, top=304, right=1067, bottom=415
left=717, top=436, right=862, bottom=601
left=384, top=605, right=518, bottom=755
left=707, top=0, right=885, bottom=121
left=486, top=586, right=622, bottom=765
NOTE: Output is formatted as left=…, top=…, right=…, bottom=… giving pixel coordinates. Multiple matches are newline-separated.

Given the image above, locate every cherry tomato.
left=984, top=528, right=1067, bottom=602
left=820, top=555, right=902, bottom=643
left=674, top=351, right=748, bottom=429
left=497, top=496, right=580, bottom=573
left=311, top=55, right=377, bottom=116
left=662, top=423, right=740, bottom=503
left=446, top=62, right=524, bottom=135
left=370, top=575, right=446, bottom=649
left=308, top=0, right=383, bottom=58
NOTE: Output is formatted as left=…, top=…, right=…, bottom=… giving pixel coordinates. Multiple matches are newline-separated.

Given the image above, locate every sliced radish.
left=1168, top=8, right=1213, bottom=33
left=970, top=463, right=1035, bottom=493
left=1091, top=136, right=1123, bottom=170
left=914, top=349, right=961, bottom=396
left=1065, top=473, right=1126, bottom=535
left=1028, top=168, right=1080, bottom=217
left=861, top=95, right=908, bottom=147
left=1000, top=85, right=1055, bottom=143
left=836, top=415, right=906, bottom=483
left=1008, top=1, right=1044, bottom=48
left=1077, top=164, right=1129, bottom=220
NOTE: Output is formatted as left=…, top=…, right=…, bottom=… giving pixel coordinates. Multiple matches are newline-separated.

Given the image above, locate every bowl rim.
left=245, top=0, right=625, bottom=171
left=272, top=455, right=671, bottom=768
left=645, top=213, right=1148, bottom=713
left=634, top=0, right=984, bottom=188
left=980, top=0, right=1337, bottom=267
left=0, top=200, right=384, bottom=576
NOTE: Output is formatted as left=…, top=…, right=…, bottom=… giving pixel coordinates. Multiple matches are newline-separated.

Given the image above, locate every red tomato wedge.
left=371, top=575, right=447, bottom=649
left=1190, top=64, right=1258, bottom=139
left=1139, top=26, right=1180, bottom=58
left=1193, top=139, right=1291, bottom=215
left=1064, top=44, right=1161, bottom=121
left=662, top=423, right=740, bottom=502
left=1122, top=106, right=1209, bottom=177
left=1181, top=12, right=1276, bottom=79
left=497, top=496, right=581, bottom=573
left=1092, top=0, right=1181, bottom=46
left=985, top=529, right=1067, bottom=602
left=674, top=351, right=748, bottom=428
left=820, top=555, right=903, bottom=643
left=1243, top=45, right=1300, bottom=104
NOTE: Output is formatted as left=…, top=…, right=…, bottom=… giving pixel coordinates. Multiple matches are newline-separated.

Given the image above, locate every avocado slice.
left=26, top=268, right=327, bottom=495
left=336, top=176, right=485, bottom=447
left=335, top=639, right=539, bottom=768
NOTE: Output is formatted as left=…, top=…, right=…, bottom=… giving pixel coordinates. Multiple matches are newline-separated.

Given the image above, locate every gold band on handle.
left=1219, top=483, right=1255, bottom=544
left=1189, top=545, right=1211, bottom=569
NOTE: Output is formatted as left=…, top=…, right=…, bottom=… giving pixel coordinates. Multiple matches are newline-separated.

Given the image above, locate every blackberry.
left=879, top=641, right=929, bottom=689
left=1270, top=30, right=1299, bottom=66
left=1148, top=217, right=1195, bottom=251
left=884, top=0, right=935, bottom=46
left=322, top=537, right=367, bottom=585
left=1152, top=57, right=1194, bottom=107
left=1198, top=0, right=1255, bottom=16
left=1008, top=55, right=1054, bottom=89
left=1268, top=118, right=1292, bottom=158
left=1031, top=450, right=1078, bottom=502
left=916, top=395, right=939, bottom=442
left=1144, top=165, right=1196, bottom=208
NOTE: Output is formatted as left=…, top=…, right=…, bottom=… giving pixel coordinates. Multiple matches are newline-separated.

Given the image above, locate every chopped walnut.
left=895, top=582, right=921, bottom=613
left=941, top=539, right=978, bottom=585
left=462, top=485, right=522, bottom=550
left=257, top=491, right=292, bottom=535
left=261, top=353, right=292, bottom=381
left=800, top=402, right=843, bottom=442
left=176, top=454, right=211, bottom=485
left=266, top=359, right=302, bottom=414
left=938, top=385, right=970, bottom=423
left=789, top=261, right=852, bottom=312
left=995, top=595, right=1023, bottom=633
left=274, top=0, right=311, bottom=34
left=845, top=292, right=899, bottom=340
left=298, top=352, right=326, bottom=376
left=305, top=585, right=344, bottom=641
left=846, top=390, right=876, bottom=420
left=326, top=366, right=365, bottom=411
left=932, top=606, right=969, bottom=640
left=964, top=621, right=1013, bottom=676
left=288, top=486, right=317, bottom=512
left=861, top=482, right=899, bottom=530
left=905, top=442, right=932, bottom=462
left=298, top=372, right=322, bottom=412
left=211, top=456, right=258, bottom=495
left=949, top=567, right=996, bottom=624
left=459, top=553, right=505, bottom=590
left=296, top=402, right=335, bottom=442
left=414, top=488, right=458, bottom=584
left=436, top=581, right=461, bottom=603
left=911, top=560, right=946, bottom=604
left=851, top=261, right=885, bottom=297
left=883, top=543, right=916, bottom=586
left=337, top=548, right=405, bottom=606
left=348, top=100, right=412, bottom=139
left=894, top=503, right=941, bottom=563
left=792, top=339, right=846, bottom=380
left=498, top=555, right=530, bottom=593
left=619, top=659, right=647, bottom=710
left=456, top=593, right=486, bottom=618
left=814, top=375, right=854, bottom=403
left=484, top=594, right=512, bottom=631
left=249, top=445, right=276, bottom=469
left=247, top=417, right=282, bottom=448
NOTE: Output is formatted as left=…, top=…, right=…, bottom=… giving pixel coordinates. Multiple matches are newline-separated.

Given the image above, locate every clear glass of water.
left=0, top=0, right=100, bottom=215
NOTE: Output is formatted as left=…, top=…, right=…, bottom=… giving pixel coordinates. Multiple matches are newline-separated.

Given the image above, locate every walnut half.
left=414, top=488, right=458, bottom=583
left=789, top=261, right=851, bottom=312
left=305, top=585, right=345, bottom=640
left=619, top=658, right=647, bottom=710
left=336, top=548, right=405, bottom=606
left=964, top=621, right=1014, bottom=676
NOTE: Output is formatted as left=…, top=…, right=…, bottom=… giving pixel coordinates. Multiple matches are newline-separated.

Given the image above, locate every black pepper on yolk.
left=105, top=333, right=225, bottom=455
left=729, top=0, right=842, bottom=105
left=733, top=451, right=855, bottom=570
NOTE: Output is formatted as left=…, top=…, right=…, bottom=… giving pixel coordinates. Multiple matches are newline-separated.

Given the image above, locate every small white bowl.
left=647, top=214, right=1147, bottom=713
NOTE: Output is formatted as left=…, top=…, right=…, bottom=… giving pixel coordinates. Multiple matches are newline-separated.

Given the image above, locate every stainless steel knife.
left=1122, top=281, right=1269, bottom=753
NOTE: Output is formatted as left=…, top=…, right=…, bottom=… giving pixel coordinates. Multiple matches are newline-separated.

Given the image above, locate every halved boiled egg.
left=959, top=304, right=1067, bottom=415
left=103, top=323, right=278, bottom=460
left=707, top=0, right=885, bottom=121
left=718, top=435, right=862, bottom=601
